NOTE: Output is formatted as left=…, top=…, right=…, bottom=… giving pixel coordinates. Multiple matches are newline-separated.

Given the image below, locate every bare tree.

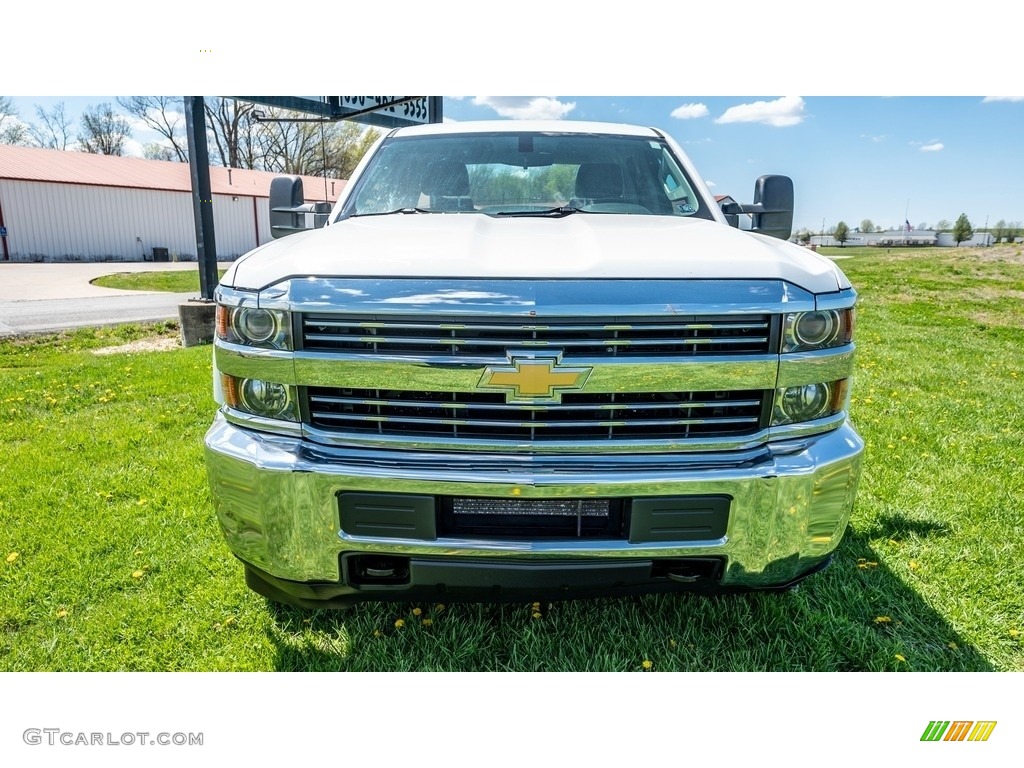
left=117, top=96, right=188, bottom=162
left=204, top=97, right=259, bottom=169
left=0, top=96, right=30, bottom=145
left=29, top=102, right=74, bottom=150
left=255, top=109, right=381, bottom=178
left=79, top=103, right=132, bottom=155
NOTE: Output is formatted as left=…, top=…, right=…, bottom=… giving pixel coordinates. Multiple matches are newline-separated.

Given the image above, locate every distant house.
left=871, top=229, right=939, bottom=247
left=0, top=145, right=343, bottom=262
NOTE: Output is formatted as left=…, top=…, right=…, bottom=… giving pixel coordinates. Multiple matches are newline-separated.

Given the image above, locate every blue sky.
left=9, top=95, right=1022, bottom=234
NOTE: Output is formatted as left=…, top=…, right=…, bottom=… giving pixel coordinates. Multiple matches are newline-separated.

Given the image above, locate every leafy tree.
left=935, top=219, right=951, bottom=232
left=117, top=96, right=188, bottom=162
left=79, top=103, right=132, bottom=155
left=951, top=213, right=973, bottom=246
left=143, top=142, right=179, bottom=161
left=859, top=219, right=874, bottom=234
left=29, top=102, right=74, bottom=150
left=992, top=219, right=1007, bottom=243
left=833, top=220, right=850, bottom=246
left=917, top=222, right=928, bottom=231
left=0, top=96, right=30, bottom=145
left=798, top=229, right=812, bottom=245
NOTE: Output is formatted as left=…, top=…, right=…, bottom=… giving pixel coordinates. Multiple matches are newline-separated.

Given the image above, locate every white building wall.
left=0, top=179, right=268, bottom=262
left=936, top=232, right=995, bottom=247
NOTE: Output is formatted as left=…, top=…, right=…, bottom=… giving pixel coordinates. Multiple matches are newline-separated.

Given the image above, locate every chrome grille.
left=305, top=387, right=766, bottom=441
left=301, top=314, right=773, bottom=357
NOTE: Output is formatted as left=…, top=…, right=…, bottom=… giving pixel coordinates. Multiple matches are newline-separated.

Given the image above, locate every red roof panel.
left=0, top=144, right=344, bottom=201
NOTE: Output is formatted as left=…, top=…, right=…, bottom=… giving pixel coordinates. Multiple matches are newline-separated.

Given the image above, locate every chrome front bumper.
left=205, top=414, right=863, bottom=597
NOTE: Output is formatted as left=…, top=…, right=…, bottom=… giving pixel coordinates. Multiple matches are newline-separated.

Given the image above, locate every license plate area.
left=440, top=497, right=622, bottom=539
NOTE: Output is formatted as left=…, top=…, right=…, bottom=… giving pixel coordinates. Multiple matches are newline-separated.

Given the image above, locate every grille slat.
left=302, top=314, right=772, bottom=357
left=306, top=387, right=765, bottom=441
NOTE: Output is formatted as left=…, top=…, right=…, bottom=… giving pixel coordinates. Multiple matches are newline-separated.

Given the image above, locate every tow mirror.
left=719, top=175, right=794, bottom=240
left=269, top=176, right=331, bottom=238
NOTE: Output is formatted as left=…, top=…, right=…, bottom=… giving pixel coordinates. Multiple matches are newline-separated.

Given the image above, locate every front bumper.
left=205, top=415, right=863, bottom=604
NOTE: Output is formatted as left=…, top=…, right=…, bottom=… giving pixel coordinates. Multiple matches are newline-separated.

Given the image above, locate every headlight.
left=772, top=379, right=849, bottom=426
left=216, top=306, right=292, bottom=350
left=782, top=308, right=854, bottom=353
left=222, top=375, right=298, bottom=421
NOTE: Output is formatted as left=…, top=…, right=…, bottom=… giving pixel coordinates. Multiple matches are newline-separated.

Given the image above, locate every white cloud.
left=123, top=138, right=146, bottom=158
left=670, top=103, right=709, bottom=120
left=715, top=96, right=806, bottom=127
left=920, top=142, right=944, bottom=152
left=861, top=133, right=886, bottom=143
left=982, top=96, right=1024, bottom=102
left=471, top=97, right=576, bottom=120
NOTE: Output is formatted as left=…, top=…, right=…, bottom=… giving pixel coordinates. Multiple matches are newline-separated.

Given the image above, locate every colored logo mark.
left=921, top=721, right=997, bottom=742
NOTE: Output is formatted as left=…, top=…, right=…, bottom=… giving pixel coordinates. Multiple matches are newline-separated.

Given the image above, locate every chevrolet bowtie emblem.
left=478, top=352, right=592, bottom=404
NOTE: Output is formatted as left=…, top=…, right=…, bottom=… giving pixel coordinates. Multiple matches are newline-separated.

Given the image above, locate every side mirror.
left=269, top=176, right=331, bottom=238
left=751, top=175, right=793, bottom=240
left=719, top=175, right=794, bottom=240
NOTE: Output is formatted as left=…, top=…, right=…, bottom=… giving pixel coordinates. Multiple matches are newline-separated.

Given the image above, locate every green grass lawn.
left=91, top=270, right=227, bottom=293
left=2, top=246, right=1022, bottom=671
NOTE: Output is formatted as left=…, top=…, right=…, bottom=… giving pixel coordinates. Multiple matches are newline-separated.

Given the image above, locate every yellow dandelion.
left=435, top=603, right=445, bottom=612
left=5, top=552, right=19, bottom=564
left=908, top=560, right=920, bottom=571
left=1010, top=629, right=1020, bottom=638
left=894, top=654, right=907, bottom=663
left=531, top=611, right=542, bottom=620
left=136, top=499, right=147, bottom=506
left=131, top=569, right=145, bottom=579
left=421, top=618, right=433, bottom=627
left=394, top=618, right=405, bottom=629
left=56, top=609, right=68, bottom=618
left=947, top=642, right=958, bottom=650
left=641, top=660, right=653, bottom=671
left=223, top=617, right=236, bottom=627
left=373, top=629, right=382, bottom=638
left=412, top=607, right=422, bottom=617
left=874, top=616, right=891, bottom=624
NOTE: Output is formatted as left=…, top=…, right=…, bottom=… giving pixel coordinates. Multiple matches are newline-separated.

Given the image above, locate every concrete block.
left=179, top=299, right=216, bottom=347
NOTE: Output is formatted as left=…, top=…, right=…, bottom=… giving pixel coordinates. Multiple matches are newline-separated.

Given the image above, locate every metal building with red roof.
left=0, top=145, right=343, bottom=262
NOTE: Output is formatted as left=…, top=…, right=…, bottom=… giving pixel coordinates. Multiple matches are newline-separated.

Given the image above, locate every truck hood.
left=224, top=214, right=848, bottom=295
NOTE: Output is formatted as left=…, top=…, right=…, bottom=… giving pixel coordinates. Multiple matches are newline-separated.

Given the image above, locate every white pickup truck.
left=204, top=120, right=862, bottom=607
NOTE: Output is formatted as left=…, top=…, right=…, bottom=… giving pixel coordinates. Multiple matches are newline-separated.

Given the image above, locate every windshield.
left=341, top=131, right=711, bottom=219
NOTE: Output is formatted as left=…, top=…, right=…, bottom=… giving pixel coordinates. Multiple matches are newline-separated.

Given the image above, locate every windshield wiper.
left=488, top=205, right=587, bottom=218
left=350, top=207, right=432, bottom=218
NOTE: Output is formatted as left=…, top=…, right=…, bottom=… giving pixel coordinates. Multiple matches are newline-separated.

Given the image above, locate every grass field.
left=2, top=246, right=1022, bottom=671
left=91, top=270, right=227, bottom=293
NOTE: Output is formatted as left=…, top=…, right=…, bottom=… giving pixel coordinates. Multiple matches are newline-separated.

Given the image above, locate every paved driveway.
left=0, top=261, right=228, bottom=336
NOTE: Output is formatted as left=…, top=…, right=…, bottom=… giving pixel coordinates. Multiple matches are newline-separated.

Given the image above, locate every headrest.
left=575, top=163, right=623, bottom=199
